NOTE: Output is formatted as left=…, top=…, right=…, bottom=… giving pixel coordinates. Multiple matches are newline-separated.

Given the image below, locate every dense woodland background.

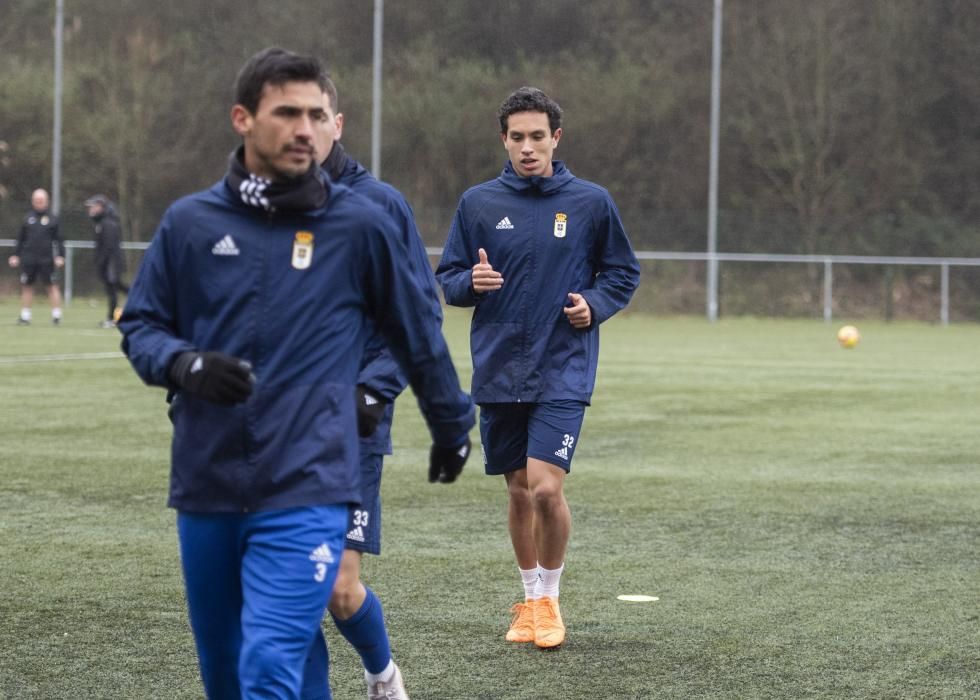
left=1, top=1, right=978, bottom=317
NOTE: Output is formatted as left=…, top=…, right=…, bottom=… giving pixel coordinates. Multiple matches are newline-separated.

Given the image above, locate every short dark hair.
left=234, top=47, right=329, bottom=114
left=498, top=87, right=562, bottom=134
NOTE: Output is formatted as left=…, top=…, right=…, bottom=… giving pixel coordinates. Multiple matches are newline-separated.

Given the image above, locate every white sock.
left=536, top=563, right=564, bottom=600
left=519, top=565, right=541, bottom=601
left=365, top=659, right=395, bottom=684
left=20, top=308, right=31, bottom=322
left=52, top=308, right=62, bottom=320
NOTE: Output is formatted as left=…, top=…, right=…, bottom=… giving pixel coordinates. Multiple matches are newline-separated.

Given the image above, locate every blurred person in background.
left=85, top=194, right=129, bottom=328
left=313, top=79, right=451, bottom=700
left=8, top=188, right=65, bottom=325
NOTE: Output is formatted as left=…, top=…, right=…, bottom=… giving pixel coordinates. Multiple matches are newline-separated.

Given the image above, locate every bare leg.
left=525, top=458, right=570, bottom=570
left=504, top=468, right=538, bottom=570
left=48, top=284, right=62, bottom=310
left=327, top=549, right=366, bottom=620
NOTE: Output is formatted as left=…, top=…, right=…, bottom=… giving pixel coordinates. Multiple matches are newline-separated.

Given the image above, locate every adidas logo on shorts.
left=346, top=526, right=366, bottom=543
left=308, top=543, right=335, bottom=564
left=554, top=446, right=569, bottom=460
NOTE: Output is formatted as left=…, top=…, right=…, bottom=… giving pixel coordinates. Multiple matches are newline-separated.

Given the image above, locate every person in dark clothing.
left=85, top=194, right=129, bottom=328
left=8, top=188, right=65, bottom=325
left=313, top=81, right=445, bottom=700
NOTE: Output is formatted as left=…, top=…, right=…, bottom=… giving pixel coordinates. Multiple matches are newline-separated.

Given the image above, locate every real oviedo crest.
left=553, top=212, right=567, bottom=239
left=292, top=231, right=314, bottom=270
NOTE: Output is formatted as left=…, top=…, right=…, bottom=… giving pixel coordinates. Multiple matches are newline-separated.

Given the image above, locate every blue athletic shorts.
left=345, top=452, right=383, bottom=555
left=479, top=401, right=587, bottom=475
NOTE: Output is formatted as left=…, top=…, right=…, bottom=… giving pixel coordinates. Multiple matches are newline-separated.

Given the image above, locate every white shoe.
left=366, top=662, right=409, bottom=700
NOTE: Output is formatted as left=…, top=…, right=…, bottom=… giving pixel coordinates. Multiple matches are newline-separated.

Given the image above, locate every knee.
left=507, top=482, right=533, bottom=509
left=531, top=483, right=564, bottom=512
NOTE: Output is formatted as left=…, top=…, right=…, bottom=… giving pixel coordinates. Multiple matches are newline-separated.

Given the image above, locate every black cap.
left=84, top=194, right=108, bottom=206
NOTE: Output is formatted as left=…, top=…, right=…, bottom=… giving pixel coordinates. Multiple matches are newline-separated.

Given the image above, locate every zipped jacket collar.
left=498, top=160, right=574, bottom=194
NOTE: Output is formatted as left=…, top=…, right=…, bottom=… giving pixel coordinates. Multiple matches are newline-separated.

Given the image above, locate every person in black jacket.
left=85, top=195, right=129, bottom=328
left=8, top=188, right=65, bottom=325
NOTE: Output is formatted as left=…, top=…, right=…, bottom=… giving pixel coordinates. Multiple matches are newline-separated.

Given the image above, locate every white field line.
left=0, top=351, right=124, bottom=365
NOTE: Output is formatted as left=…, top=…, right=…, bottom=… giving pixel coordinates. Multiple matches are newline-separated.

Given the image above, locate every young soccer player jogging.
left=119, top=47, right=472, bottom=699
left=436, top=87, right=640, bottom=649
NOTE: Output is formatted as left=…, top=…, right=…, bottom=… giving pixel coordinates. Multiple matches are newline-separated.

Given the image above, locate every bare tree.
left=726, top=0, right=877, bottom=259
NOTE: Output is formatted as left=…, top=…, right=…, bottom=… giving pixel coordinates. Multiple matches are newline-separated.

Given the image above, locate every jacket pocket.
left=471, top=321, right=524, bottom=400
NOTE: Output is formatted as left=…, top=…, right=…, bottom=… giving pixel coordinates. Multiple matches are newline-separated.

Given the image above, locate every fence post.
left=823, top=258, right=833, bottom=322
left=941, top=263, right=949, bottom=326
left=64, top=246, right=74, bottom=304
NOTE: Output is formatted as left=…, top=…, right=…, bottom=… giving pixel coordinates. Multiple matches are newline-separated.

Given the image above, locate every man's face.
left=231, top=81, right=327, bottom=181
left=86, top=201, right=104, bottom=218
left=501, top=111, right=561, bottom=178
left=313, top=94, right=344, bottom=164
left=31, top=189, right=49, bottom=212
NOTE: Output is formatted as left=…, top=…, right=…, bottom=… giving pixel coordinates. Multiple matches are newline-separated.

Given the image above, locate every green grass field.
left=1, top=300, right=977, bottom=699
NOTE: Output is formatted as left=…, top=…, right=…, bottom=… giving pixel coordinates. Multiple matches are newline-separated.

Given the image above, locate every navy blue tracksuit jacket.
left=436, top=161, right=640, bottom=404
left=120, top=174, right=473, bottom=513
left=332, top=156, right=442, bottom=456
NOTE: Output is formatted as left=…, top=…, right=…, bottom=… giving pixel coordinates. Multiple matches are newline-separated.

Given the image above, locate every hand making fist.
left=564, top=292, right=592, bottom=329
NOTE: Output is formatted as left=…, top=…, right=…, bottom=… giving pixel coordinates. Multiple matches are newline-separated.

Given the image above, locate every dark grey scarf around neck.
left=226, top=146, right=327, bottom=213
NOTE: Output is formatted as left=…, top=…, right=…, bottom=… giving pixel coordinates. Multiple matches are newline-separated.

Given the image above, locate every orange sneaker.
left=505, top=601, right=536, bottom=643
left=533, top=596, right=565, bottom=648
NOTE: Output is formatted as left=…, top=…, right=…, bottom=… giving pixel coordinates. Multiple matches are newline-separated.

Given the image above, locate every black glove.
left=168, top=351, right=255, bottom=405
left=356, top=384, right=388, bottom=438
left=428, top=436, right=471, bottom=484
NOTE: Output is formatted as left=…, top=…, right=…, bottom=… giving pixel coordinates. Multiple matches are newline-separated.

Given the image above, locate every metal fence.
left=3, top=239, right=979, bottom=325
left=629, top=250, right=980, bottom=325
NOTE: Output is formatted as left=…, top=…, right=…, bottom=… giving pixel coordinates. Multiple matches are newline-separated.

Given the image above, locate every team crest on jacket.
left=553, top=212, right=567, bottom=238
left=41, top=216, right=50, bottom=226
left=292, top=231, right=314, bottom=270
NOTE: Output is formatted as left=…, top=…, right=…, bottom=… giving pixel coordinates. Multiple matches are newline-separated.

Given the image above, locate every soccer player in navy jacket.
left=120, top=48, right=472, bottom=700
left=312, top=79, right=443, bottom=700
left=437, top=87, right=640, bottom=649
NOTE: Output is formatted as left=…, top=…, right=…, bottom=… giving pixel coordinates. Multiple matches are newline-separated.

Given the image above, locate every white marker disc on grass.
left=617, top=594, right=659, bottom=602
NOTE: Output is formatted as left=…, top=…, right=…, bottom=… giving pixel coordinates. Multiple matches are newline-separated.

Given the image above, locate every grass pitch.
left=0, top=301, right=977, bottom=699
